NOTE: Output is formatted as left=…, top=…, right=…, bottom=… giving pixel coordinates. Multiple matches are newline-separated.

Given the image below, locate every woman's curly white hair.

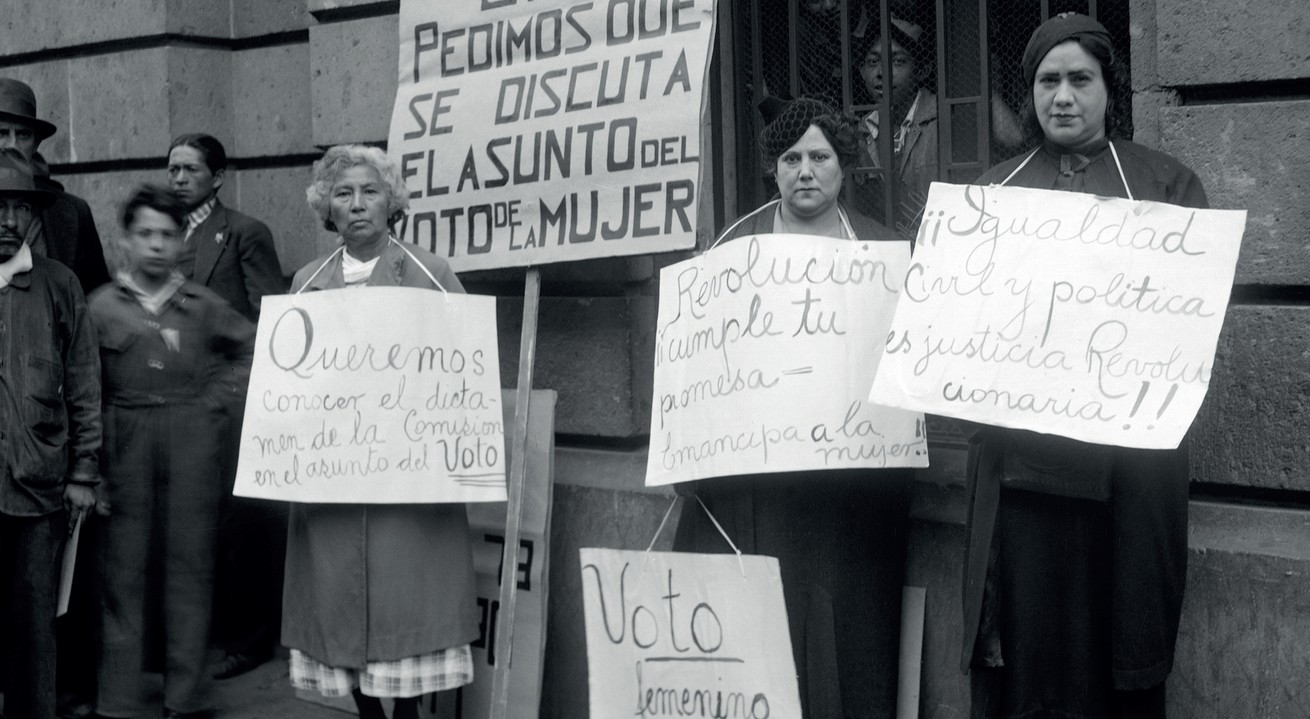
left=306, top=144, right=410, bottom=232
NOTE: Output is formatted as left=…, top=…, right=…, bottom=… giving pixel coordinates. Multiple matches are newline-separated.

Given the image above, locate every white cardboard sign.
left=580, top=548, right=802, bottom=719
left=388, top=0, right=718, bottom=271
left=869, top=182, right=1246, bottom=449
left=234, top=287, right=506, bottom=503
left=647, top=234, right=927, bottom=486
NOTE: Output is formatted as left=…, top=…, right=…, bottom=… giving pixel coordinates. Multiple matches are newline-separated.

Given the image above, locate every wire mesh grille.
left=730, top=0, right=1131, bottom=231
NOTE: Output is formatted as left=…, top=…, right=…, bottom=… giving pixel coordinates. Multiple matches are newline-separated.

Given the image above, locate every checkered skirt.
left=290, top=644, right=474, bottom=698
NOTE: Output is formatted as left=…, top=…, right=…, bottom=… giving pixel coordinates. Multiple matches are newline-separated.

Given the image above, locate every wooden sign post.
left=387, top=0, right=720, bottom=713
left=490, top=269, right=540, bottom=719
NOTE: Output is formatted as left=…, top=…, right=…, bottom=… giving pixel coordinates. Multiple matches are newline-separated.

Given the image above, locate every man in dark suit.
left=166, top=133, right=285, bottom=320
left=166, top=133, right=288, bottom=680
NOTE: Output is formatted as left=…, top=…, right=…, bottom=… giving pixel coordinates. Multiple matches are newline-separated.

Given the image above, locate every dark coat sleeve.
left=39, top=187, right=111, bottom=295
left=1163, top=161, right=1208, bottom=209
left=202, top=297, right=257, bottom=413
left=229, top=210, right=289, bottom=319
left=69, top=193, right=111, bottom=293
left=60, top=269, right=103, bottom=485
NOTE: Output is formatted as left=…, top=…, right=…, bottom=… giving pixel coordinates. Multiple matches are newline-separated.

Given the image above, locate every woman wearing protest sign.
left=960, top=14, right=1208, bottom=718
left=673, top=96, right=913, bottom=718
left=281, top=145, right=474, bottom=719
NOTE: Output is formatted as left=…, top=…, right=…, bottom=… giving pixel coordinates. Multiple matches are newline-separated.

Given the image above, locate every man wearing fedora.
left=0, top=150, right=101, bottom=719
left=0, top=78, right=110, bottom=295
left=0, top=76, right=111, bottom=719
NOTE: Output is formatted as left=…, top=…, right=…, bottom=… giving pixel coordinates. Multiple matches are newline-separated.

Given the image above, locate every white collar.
left=0, top=242, right=33, bottom=288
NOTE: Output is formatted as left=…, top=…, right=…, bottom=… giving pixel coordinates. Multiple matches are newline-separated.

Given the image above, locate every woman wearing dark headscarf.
left=960, top=14, right=1207, bottom=719
left=673, top=97, right=913, bottom=718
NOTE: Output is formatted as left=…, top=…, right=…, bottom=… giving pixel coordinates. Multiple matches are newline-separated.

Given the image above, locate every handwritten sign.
left=869, top=182, right=1246, bottom=449
left=234, top=287, right=506, bottom=503
left=580, top=548, right=802, bottom=719
left=388, top=0, right=718, bottom=272
left=646, top=234, right=927, bottom=487
left=461, top=390, right=556, bottom=719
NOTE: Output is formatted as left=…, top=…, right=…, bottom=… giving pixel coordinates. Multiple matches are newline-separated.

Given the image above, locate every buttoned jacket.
left=188, top=201, right=287, bottom=322
left=0, top=255, right=101, bottom=516
left=88, top=279, right=255, bottom=412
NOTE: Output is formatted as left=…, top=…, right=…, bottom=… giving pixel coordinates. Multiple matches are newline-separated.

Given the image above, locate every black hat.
left=0, top=79, right=57, bottom=142
left=759, top=96, right=838, bottom=166
left=1021, top=13, right=1113, bottom=89
left=0, top=151, right=56, bottom=208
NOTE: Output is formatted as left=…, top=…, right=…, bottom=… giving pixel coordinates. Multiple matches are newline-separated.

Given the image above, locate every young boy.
left=88, top=185, right=254, bottom=719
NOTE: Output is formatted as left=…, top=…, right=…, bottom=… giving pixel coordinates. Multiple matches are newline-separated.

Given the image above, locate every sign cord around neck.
left=1107, top=142, right=1134, bottom=200
left=695, top=494, right=746, bottom=577
left=709, top=200, right=779, bottom=250
left=995, top=142, right=1134, bottom=200
left=293, top=245, right=344, bottom=295
left=388, top=236, right=450, bottom=300
left=645, top=496, right=681, bottom=555
left=995, top=147, right=1040, bottom=187
left=295, top=238, right=450, bottom=301
left=709, top=199, right=854, bottom=250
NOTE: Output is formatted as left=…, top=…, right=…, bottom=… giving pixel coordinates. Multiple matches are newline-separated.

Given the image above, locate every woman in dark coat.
left=674, top=97, right=914, bottom=718
left=282, top=145, right=478, bottom=719
left=960, top=14, right=1208, bottom=719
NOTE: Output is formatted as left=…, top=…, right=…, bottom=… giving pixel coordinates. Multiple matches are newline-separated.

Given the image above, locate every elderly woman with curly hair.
left=673, top=97, right=913, bottom=718
left=280, top=145, right=476, bottom=719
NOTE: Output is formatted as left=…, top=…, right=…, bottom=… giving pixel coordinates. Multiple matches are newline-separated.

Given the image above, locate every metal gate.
left=723, top=0, right=1130, bottom=236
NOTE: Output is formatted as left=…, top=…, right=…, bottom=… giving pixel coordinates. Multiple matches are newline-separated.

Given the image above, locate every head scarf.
left=758, top=96, right=837, bottom=167
left=1021, top=13, right=1114, bottom=89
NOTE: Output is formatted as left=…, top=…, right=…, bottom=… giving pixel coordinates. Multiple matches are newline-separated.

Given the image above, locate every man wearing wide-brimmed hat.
left=0, top=150, right=101, bottom=719
left=1, top=77, right=112, bottom=719
left=0, top=77, right=110, bottom=294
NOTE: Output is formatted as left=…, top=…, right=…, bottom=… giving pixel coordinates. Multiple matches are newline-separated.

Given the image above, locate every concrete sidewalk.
left=209, top=656, right=347, bottom=719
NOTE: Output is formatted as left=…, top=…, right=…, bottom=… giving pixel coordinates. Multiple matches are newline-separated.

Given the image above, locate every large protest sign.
left=234, top=287, right=506, bottom=503
left=456, top=390, right=557, bottom=719
left=580, top=548, right=802, bottom=719
left=646, top=234, right=928, bottom=487
left=869, top=182, right=1246, bottom=449
left=389, top=0, right=718, bottom=272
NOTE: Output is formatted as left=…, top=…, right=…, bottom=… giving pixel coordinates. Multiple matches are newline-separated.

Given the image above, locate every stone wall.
left=1140, top=0, right=1310, bottom=714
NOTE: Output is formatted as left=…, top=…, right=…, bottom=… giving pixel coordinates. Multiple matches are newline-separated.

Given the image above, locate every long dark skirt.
left=674, top=470, right=913, bottom=719
left=971, top=489, right=1115, bottom=718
